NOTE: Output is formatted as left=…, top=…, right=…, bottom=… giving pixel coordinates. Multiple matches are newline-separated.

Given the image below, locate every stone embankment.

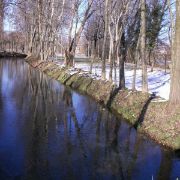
left=26, top=56, right=180, bottom=151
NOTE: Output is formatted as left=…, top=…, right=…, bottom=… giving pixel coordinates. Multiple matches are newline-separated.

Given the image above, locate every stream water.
left=0, top=58, right=179, bottom=180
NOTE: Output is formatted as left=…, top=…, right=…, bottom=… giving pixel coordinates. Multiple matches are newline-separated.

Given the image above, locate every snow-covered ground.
left=74, top=62, right=170, bottom=100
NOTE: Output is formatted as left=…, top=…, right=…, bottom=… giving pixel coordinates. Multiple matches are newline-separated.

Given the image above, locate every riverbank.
left=0, top=51, right=27, bottom=58
left=25, top=56, right=180, bottom=150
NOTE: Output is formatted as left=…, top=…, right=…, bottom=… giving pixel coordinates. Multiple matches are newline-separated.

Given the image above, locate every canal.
left=0, top=58, right=179, bottom=179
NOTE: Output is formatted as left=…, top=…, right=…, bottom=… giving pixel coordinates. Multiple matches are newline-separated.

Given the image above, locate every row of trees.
left=0, top=0, right=179, bottom=105
left=12, top=0, right=95, bottom=63
left=0, top=0, right=5, bottom=40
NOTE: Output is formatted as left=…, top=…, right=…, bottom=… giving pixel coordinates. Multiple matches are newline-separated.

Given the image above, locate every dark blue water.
left=0, top=58, right=179, bottom=180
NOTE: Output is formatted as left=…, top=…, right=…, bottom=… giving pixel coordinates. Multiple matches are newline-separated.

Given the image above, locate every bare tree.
left=169, top=0, right=180, bottom=105
left=0, top=0, right=5, bottom=50
left=101, top=0, right=109, bottom=79
left=84, top=1, right=104, bottom=73
left=140, top=0, right=148, bottom=92
left=64, top=0, right=95, bottom=66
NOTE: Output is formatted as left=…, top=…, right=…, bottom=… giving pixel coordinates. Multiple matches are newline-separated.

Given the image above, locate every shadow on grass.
left=133, top=93, right=156, bottom=129
left=106, top=87, right=120, bottom=109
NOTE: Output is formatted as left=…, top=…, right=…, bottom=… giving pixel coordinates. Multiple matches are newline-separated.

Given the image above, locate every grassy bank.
left=26, top=56, right=180, bottom=150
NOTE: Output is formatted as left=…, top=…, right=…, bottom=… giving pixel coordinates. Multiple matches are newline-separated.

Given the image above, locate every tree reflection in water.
left=0, top=58, right=179, bottom=180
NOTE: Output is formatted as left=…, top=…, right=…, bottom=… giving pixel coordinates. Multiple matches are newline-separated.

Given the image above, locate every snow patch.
left=75, top=62, right=170, bottom=100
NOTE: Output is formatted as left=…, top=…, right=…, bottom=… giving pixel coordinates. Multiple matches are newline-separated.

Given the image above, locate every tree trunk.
left=90, top=41, right=93, bottom=73
left=101, top=0, right=109, bottom=79
left=151, top=51, right=155, bottom=72
left=87, top=41, right=90, bottom=57
left=132, top=50, right=139, bottom=91
left=98, top=39, right=100, bottom=59
left=141, top=0, right=148, bottom=93
left=65, top=49, right=74, bottom=67
left=38, top=0, right=44, bottom=61
left=90, top=40, right=97, bottom=73
left=0, top=0, right=4, bottom=44
left=114, top=60, right=117, bottom=82
left=169, top=0, right=180, bottom=105
left=119, top=33, right=126, bottom=89
left=165, top=56, right=167, bottom=74
left=109, top=39, right=113, bottom=81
